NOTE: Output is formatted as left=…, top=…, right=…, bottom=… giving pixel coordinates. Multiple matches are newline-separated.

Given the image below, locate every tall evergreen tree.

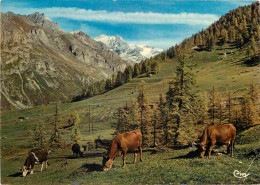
left=71, top=111, right=81, bottom=143
left=137, top=80, right=152, bottom=146
left=208, top=86, right=222, bottom=125
left=166, top=58, right=200, bottom=144
left=133, top=63, right=140, bottom=77
left=49, top=103, right=62, bottom=148
left=30, top=122, right=46, bottom=148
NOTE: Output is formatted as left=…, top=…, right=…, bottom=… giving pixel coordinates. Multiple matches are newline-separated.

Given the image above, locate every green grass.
left=1, top=142, right=259, bottom=184
left=1, top=43, right=259, bottom=184
left=236, top=125, right=260, bottom=145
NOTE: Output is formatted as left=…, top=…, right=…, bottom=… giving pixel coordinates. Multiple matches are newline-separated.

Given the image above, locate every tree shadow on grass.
left=170, top=149, right=201, bottom=159
left=169, top=149, right=229, bottom=160
left=242, top=55, right=260, bottom=67
left=80, top=163, right=103, bottom=172
left=52, top=151, right=106, bottom=160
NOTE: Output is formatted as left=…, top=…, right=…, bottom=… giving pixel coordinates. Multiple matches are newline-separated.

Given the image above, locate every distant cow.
left=21, top=149, right=50, bottom=177
left=103, top=130, right=143, bottom=171
left=72, top=143, right=83, bottom=158
left=196, top=124, right=236, bottom=158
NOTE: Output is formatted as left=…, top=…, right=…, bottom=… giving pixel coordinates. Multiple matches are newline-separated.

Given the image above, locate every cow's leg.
left=133, top=152, right=137, bottom=164
left=139, top=146, right=143, bottom=162
left=200, top=150, right=206, bottom=158
left=227, top=142, right=231, bottom=154
left=41, top=162, right=44, bottom=172
left=45, top=160, right=48, bottom=170
left=208, top=141, right=216, bottom=158
left=30, top=164, right=34, bottom=174
left=122, top=150, right=127, bottom=167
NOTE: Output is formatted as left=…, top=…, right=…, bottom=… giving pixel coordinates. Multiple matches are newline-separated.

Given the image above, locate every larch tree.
left=49, top=103, right=62, bottom=148
left=241, top=97, right=259, bottom=128
left=226, top=91, right=233, bottom=124
left=133, top=63, right=140, bottom=77
left=208, top=86, right=222, bottom=125
left=137, top=80, right=152, bottom=146
left=71, top=111, right=81, bottom=144
left=166, top=58, right=200, bottom=144
left=30, top=122, right=46, bottom=148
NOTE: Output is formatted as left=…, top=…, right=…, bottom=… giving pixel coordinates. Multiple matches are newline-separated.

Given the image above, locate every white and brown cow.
left=21, top=149, right=50, bottom=177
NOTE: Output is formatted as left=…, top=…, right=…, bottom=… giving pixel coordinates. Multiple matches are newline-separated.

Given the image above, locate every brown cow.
left=102, top=130, right=143, bottom=170
left=196, top=124, right=236, bottom=158
left=21, top=149, right=50, bottom=177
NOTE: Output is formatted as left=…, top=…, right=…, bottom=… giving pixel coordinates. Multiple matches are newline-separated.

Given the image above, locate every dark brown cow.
left=72, top=143, right=83, bottom=158
left=21, top=149, right=50, bottom=177
left=197, top=124, right=236, bottom=158
left=103, top=130, right=143, bottom=170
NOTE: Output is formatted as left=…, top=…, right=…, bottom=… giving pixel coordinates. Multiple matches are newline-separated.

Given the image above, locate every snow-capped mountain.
left=95, top=35, right=163, bottom=63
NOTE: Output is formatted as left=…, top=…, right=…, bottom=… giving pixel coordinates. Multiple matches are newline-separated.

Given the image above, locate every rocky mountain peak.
left=95, top=35, right=163, bottom=63
left=26, top=12, right=63, bottom=32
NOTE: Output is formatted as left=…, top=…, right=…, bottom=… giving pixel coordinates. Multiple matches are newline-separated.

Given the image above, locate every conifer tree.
left=166, top=58, right=200, bottom=144
left=71, top=111, right=81, bottom=143
left=208, top=86, right=222, bottom=125
left=151, top=61, right=160, bottom=74
left=49, top=103, right=62, bottom=148
left=236, top=33, right=244, bottom=48
left=249, top=82, right=259, bottom=106
left=105, top=78, right=112, bottom=90
left=241, top=97, right=259, bottom=127
left=114, top=102, right=139, bottom=134
left=226, top=91, right=233, bottom=123
left=133, top=63, right=140, bottom=77
left=30, top=122, right=46, bottom=148
left=158, top=94, right=168, bottom=144
left=124, top=66, right=133, bottom=83
left=116, top=71, right=124, bottom=87
left=111, top=74, right=116, bottom=87
left=83, top=86, right=89, bottom=98
left=152, top=107, right=159, bottom=147
left=114, top=106, right=125, bottom=134
left=137, top=80, right=152, bottom=146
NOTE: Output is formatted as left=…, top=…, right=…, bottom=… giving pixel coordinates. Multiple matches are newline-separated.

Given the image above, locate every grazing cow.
left=21, top=149, right=50, bottom=177
left=72, top=143, right=83, bottom=158
left=196, top=124, right=236, bottom=158
left=103, top=130, right=143, bottom=171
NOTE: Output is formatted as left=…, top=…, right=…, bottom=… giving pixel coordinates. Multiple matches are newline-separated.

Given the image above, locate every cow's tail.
left=201, top=127, right=208, bottom=144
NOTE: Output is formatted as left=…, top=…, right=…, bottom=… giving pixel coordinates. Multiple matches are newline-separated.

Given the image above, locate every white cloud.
left=7, top=7, right=219, bottom=26
left=128, top=39, right=183, bottom=50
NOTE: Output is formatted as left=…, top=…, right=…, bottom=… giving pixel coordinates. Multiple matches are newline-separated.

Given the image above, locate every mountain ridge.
left=1, top=12, right=129, bottom=109
left=95, top=34, right=163, bottom=63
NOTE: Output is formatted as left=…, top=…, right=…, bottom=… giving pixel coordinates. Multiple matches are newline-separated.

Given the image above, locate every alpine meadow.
left=1, top=1, right=260, bottom=184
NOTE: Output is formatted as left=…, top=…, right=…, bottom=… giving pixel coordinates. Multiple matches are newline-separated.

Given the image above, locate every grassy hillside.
left=1, top=41, right=259, bottom=184
left=1, top=43, right=259, bottom=154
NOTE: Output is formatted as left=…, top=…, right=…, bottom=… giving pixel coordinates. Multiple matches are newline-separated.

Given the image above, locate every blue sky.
left=1, top=0, right=255, bottom=49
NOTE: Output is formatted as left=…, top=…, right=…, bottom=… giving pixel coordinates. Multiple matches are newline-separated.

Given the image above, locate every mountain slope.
left=1, top=12, right=129, bottom=109
left=95, top=35, right=163, bottom=63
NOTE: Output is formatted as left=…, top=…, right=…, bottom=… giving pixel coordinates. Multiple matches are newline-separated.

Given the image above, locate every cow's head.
left=194, top=143, right=207, bottom=158
left=102, top=156, right=113, bottom=171
left=21, top=166, right=29, bottom=177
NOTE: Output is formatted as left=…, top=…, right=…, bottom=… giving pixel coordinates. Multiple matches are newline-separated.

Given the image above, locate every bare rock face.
left=26, top=12, right=63, bottom=33
left=1, top=12, right=129, bottom=110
